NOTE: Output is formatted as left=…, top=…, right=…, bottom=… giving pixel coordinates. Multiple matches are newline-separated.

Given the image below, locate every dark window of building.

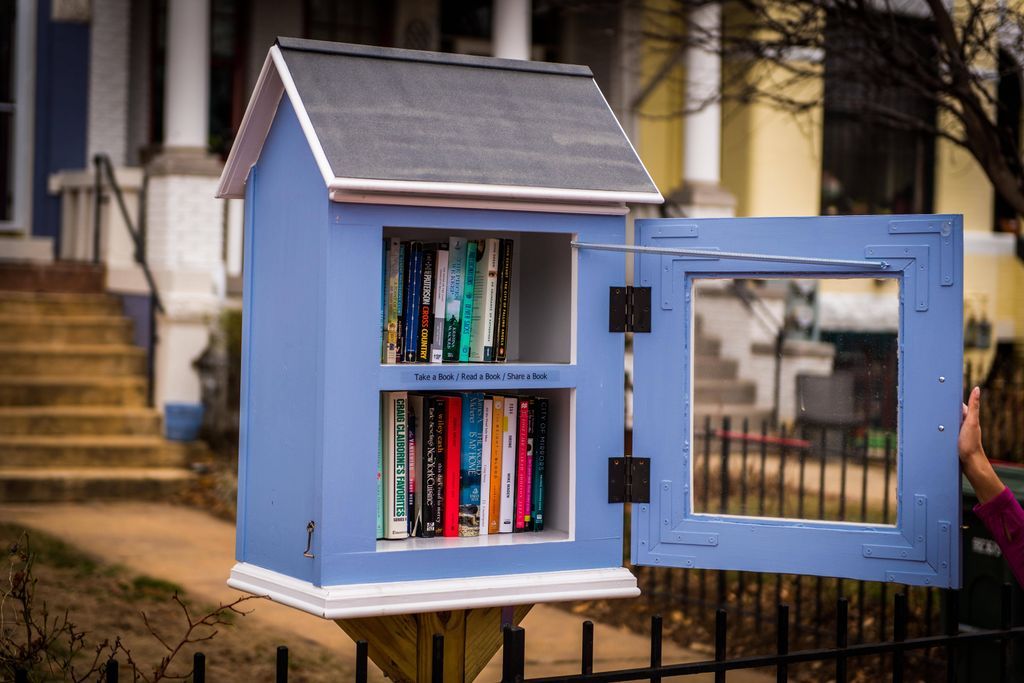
left=0, top=0, right=16, bottom=222
left=993, top=49, right=1021, bottom=234
left=820, top=15, right=937, bottom=216
left=303, top=0, right=394, bottom=45
left=210, top=0, right=248, bottom=157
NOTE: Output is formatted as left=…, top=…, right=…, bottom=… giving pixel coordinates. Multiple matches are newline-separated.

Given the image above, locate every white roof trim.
left=327, top=177, right=663, bottom=205
left=216, top=46, right=336, bottom=198
left=328, top=189, right=630, bottom=215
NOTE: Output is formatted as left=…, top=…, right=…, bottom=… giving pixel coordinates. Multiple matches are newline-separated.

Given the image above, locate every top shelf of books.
left=381, top=226, right=574, bottom=367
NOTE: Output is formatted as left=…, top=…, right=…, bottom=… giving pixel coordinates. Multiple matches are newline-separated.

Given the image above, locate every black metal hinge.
left=608, top=457, right=651, bottom=504
left=609, top=286, right=651, bottom=333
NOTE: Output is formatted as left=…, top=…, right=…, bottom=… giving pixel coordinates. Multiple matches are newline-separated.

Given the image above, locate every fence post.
left=650, top=614, right=662, bottom=683
left=92, top=155, right=103, bottom=265
left=355, top=640, right=368, bottom=683
left=432, top=634, right=444, bottom=683
left=1000, top=582, right=1013, bottom=683
left=14, top=668, right=27, bottom=683
left=776, top=604, right=789, bottom=683
left=105, top=658, right=118, bottom=683
left=193, top=652, right=206, bottom=683
left=944, top=589, right=959, bottom=683
left=502, top=625, right=525, bottom=682
left=893, top=592, right=907, bottom=683
left=714, top=608, right=727, bottom=683
left=581, top=620, right=594, bottom=675
left=835, top=597, right=848, bottom=683
left=276, top=645, right=288, bottom=683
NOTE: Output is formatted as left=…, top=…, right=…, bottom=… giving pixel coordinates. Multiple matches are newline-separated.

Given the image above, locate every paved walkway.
left=0, top=502, right=769, bottom=681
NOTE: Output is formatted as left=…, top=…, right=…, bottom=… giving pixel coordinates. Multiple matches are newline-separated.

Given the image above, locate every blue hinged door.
left=629, top=215, right=963, bottom=587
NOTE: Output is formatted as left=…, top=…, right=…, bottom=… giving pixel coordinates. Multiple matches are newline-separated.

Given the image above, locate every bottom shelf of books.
left=378, top=388, right=569, bottom=550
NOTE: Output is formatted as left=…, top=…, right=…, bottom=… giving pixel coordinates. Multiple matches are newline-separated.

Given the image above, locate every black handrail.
left=92, top=154, right=163, bottom=407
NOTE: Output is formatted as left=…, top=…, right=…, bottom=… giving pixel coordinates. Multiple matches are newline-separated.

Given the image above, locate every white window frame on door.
left=1, top=0, right=37, bottom=234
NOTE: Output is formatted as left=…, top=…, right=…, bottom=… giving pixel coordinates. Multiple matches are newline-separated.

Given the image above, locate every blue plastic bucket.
left=164, top=402, right=204, bottom=441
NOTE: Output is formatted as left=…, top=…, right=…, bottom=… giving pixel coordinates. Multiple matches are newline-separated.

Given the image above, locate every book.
left=377, top=409, right=384, bottom=539
left=493, top=238, right=514, bottom=362
left=524, top=398, right=536, bottom=530
left=479, top=397, right=493, bottom=535
left=403, top=243, right=423, bottom=363
left=458, top=392, right=484, bottom=536
left=458, top=240, right=478, bottom=362
left=385, top=238, right=401, bottom=364
left=514, top=398, right=530, bottom=531
left=487, top=396, right=504, bottom=534
left=380, top=238, right=388, bottom=363
left=417, top=247, right=435, bottom=363
left=443, top=395, right=462, bottom=536
left=443, top=238, right=466, bottom=362
left=422, top=397, right=439, bottom=537
left=499, top=397, right=517, bottom=533
left=409, top=394, right=424, bottom=536
left=395, top=243, right=407, bottom=363
left=432, top=397, right=447, bottom=536
left=430, top=245, right=449, bottom=364
left=532, top=398, right=548, bottom=532
left=470, top=238, right=500, bottom=362
left=383, top=392, right=409, bottom=539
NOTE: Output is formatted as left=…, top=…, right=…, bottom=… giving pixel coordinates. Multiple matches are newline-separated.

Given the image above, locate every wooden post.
left=336, top=604, right=532, bottom=682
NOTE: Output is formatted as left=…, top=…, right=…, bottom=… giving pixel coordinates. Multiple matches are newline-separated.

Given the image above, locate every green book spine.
left=458, top=240, right=478, bottom=362
left=443, top=237, right=466, bottom=361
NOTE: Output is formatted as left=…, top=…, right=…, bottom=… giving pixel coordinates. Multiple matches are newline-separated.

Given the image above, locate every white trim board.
left=228, top=563, right=639, bottom=619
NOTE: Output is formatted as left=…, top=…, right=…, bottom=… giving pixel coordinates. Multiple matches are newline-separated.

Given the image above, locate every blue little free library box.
left=217, top=38, right=963, bottom=619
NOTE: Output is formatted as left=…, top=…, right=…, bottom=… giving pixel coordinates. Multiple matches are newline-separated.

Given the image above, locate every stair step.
left=0, top=261, right=105, bottom=293
left=0, top=345, right=146, bottom=376
left=0, top=407, right=161, bottom=436
left=0, top=376, right=147, bottom=406
left=692, top=355, right=738, bottom=380
left=0, top=291, right=122, bottom=315
left=694, top=336, right=721, bottom=356
left=0, top=435, right=190, bottom=467
left=0, top=315, right=133, bottom=345
left=694, top=378, right=757, bottom=404
left=0, top=467, right=194, bottom=502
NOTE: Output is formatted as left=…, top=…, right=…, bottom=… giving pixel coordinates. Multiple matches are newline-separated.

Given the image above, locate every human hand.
left=959, top=386, right=984, bottom=465
left=959, top=386, right=1003, bottom=504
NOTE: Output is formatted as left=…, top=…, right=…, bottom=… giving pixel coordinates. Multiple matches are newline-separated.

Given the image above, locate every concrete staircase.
left=692, top=315, right=771, bottom=427
left=0, top=263, right=196, bottom=501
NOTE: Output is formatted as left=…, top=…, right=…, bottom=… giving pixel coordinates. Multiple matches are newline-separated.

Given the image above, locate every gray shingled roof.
left=273, top=38, right=658, bottom=197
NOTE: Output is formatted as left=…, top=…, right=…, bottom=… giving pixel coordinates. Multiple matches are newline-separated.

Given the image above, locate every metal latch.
left=303, top=520, right=316, bottom=558
left=608, top=457, right=651, bottom=503
left=609, top=286, right=651, bottom=333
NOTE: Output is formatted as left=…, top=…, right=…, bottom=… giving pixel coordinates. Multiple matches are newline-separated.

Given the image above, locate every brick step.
left=0, top=435, right=190, bottom=467
left=0, top=376, right=147, bottom=406
left=692, top=404, right=774, bottom=427
left=0, top=467, right=194, bottom=502
left=0, top=345, right=146, bottom=376
left=0, top=261, right=105, bottom=293
left=0, top=291, right=122, bottom=316
left=694, top=336, right=721, bottom=356
left=0, top=406, right=161, bottom=436
left=692, top=355, right=739, bottom=381
left=694, top=378, right=757, bottom=404
left=0, top=315, right=134, bottom=345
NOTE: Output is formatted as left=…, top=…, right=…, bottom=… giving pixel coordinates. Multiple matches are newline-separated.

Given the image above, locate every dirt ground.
left=0, top=522, right=359, bottom=682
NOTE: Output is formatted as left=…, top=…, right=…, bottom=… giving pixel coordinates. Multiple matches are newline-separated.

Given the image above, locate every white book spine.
left=430, top=247, right=449, bottom=364
left=470, top=238, right=500, bottom=362
left=479, top=398, right=493, bottom=535
left=499, top=397, right=517, bottom=533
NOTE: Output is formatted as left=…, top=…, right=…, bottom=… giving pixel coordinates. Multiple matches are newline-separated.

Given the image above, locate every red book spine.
left=443, top=396, right=462, bottom=537
left=514, top=399, right=530, bottom=531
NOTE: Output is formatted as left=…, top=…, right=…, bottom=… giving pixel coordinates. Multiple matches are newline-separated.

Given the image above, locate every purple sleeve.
left=974, top=486, right=1024, bottom=587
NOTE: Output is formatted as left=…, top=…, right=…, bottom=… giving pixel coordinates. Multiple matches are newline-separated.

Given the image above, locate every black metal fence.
left=17, top=586, right=1019, bottom=682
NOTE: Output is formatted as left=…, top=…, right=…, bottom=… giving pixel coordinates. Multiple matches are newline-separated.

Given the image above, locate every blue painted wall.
left=236, top=96, right=327, bottom=583
left=32, top=0, right=90, bottom=249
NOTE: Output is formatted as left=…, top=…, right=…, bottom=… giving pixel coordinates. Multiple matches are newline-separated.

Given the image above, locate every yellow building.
left=633, top=1, right=1024, bottom=395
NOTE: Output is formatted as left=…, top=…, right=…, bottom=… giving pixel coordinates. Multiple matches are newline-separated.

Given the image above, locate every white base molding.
left=228, top=562, right=640, bottom=619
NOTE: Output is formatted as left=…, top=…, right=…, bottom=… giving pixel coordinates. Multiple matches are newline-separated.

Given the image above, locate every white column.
left=493, top=0, right=531, bottom=60
left=164, top=0, right=211, bottom=149
left=683, top=3, right=721, bottom=186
